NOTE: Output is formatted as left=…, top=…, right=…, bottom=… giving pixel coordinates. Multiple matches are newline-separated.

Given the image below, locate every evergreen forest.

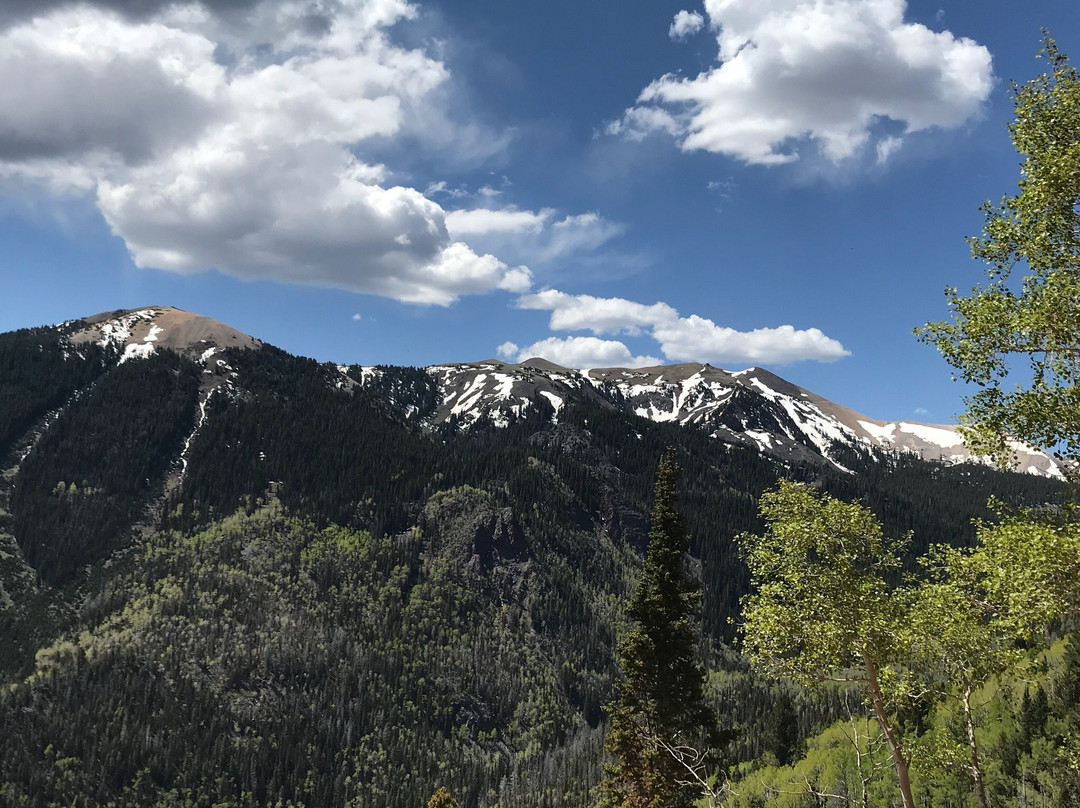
left=0, top=315, right=1073, bottom=807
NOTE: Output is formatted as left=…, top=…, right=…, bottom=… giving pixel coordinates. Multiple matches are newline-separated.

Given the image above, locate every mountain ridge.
left=59, top=306, right=1063, bottom=478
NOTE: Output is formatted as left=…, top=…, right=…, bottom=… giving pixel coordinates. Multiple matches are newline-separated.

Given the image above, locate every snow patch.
left=492, top=373, right=516, bottom=400
left=745, top=430, right=773, bottom=450
left=898, top=422, right=965, bottom=448
left=540, top=391, right=564, bottom=413
left=97, top=309, right=158, bottom=349
left=451, top=373, right=489, bottom=416
left=119, top=342, right=155, bottom=364
left=857, top=420, right=897, bottom=443
left=179, top=390, right=214, bottom=479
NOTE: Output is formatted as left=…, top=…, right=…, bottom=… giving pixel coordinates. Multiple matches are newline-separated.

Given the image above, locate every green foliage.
left=428, top=787, right=461, bottom=808
left=912, top=39, right=1080, bottom=806
left=728, top=716, right=900, bottom=808
left=739, top=482, right=918, bottom=808
left=739, top=481, right=906, bottom=688
left=917, top=36, right=1080, bottom=464
left=597, top=449, right=714, bottom=808
left=0, top=503, right=612, bottom=807
left=746, top=632, right=1080, bottom=808
left=736, top=481, right=1080, bottom=808
left=903, top=509, right=1080, bottom=806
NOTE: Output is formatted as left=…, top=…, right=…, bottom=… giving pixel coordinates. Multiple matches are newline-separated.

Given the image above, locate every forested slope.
left=0, top=322, right=1066, bottom=807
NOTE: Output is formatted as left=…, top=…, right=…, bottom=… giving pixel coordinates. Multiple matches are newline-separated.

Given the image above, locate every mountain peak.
left=518, top=357, right=571, bottom=373
left=69, top=307, right=261, bottom=362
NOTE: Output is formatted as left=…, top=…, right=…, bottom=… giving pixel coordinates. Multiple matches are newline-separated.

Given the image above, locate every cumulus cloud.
left=611, top=0, right=993, bottom=165
left=0, top=13, right=221, bottom=162
left=445, top=206, right=625, bottom=266
left=0, top=1, right=530, bottom=305
left=495, top=341, right=520, bottom=361
left=517, top=289, right=677, bottom=335
left=0, top=0, right=262, bottom=25
left=515, top=289, right=849, bottom=365
left=669, top=10, right=704, bottom=40
left=652, top=317, right=849, bottom=364
left=497, top=336, right=661, bottom=369
left=445, top=207, right=551, bottom=235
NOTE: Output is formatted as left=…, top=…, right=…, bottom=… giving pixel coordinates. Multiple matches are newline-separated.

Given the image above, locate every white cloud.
left=653, top=316, right=849, bottom=364
left=518, top=290, right=677, bottom=335
left=424, top=180, right=470, bottom=199
left=0, top=10, right=222, bottom=163
left=496, top=341, right=520, bottom=361
left=515, top=289, right=850, bottom=365
left=500, top=336, right=661, bottom=369
left=445, top=206, right=625, bottom=266
left=603, top=106, right=681, bottom=142
left=669, top=10, right=705, bottom=40
left=0, top=1, right=529, bottom=305
left=0, top=0, right=264, bottom=26
left=445, top=207, right=552, bottom=235
left=612, top=0, right=993, bottom=165
left=352, top=312, right=363, bottom=320
left=876, top=135, right=903, bottom=164
left=540, top=213, right=625, bottom=262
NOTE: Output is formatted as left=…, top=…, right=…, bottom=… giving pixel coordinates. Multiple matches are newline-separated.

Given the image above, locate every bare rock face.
left=599, top=489, right=648, bottom=553
left=422, top=487, right=528, bottom=571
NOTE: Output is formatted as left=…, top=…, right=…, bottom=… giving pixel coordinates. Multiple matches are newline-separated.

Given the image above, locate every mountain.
left=354, top=358, right=1062, bottom=478
left=0, top=307, right=1066, bottom=808
left=54, top=306, right=1063, bottom=478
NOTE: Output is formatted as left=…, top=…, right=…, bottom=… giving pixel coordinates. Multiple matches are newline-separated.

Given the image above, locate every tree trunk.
left=851, top=719, right=872, bottom=808
left=863, top=655, right=916, bottom=808
left=963, top=685, right=992, bottom=808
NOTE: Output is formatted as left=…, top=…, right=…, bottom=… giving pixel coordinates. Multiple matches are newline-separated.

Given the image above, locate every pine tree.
left=597, top=448, right=715, bottom=808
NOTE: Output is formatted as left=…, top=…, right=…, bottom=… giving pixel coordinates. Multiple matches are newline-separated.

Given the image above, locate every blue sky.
left=1, top=0, right=1077, bottom=423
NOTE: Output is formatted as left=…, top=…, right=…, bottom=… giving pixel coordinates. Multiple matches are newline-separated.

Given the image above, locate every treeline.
left=3, top=335, right=1059, bottom=638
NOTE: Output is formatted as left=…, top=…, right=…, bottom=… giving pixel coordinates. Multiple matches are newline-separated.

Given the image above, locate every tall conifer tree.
left=597, top=448, right=715, bottom=808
